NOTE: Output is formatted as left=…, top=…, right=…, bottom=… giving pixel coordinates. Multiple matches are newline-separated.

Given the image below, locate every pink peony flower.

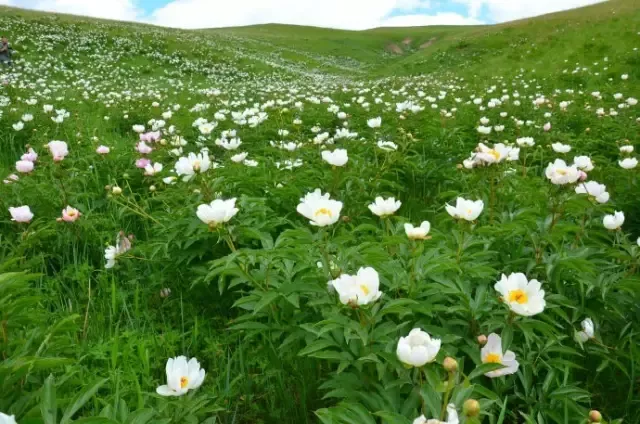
left=543, top=122, right=551, bottom=132
left=61, top=206, right=81, bottom=222
left=136, top=158, right=151, bottom=168
left=136, top=141, right=153, bottom=154
left=578, top=171, right=588, bottom=182
left=16, top=160, right=34, bottom=173
left=9, top=205, right=34, bottom=223
left=48, top=140, right=69, bottom=162
left=21, top=148, right=38, bottom=162
left=96, top=145, right=110, bottom=155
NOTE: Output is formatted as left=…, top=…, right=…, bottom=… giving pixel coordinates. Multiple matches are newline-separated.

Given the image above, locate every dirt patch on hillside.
left=386, top=43, right=404, bottom=54
left=402, top=37, right=413, bottom=46
left=419, top=37, right=437, bottom=49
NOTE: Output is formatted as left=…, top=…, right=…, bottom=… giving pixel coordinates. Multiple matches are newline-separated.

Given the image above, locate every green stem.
left=440, top=372, right=455, bottom=420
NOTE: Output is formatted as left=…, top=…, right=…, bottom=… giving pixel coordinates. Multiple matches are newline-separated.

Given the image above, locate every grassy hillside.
left=0, top=2, right=640, bottom=424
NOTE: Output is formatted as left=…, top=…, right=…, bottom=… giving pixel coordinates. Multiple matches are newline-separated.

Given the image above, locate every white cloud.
left=453, top=0, right=607, bottom=22
left=380, top=12, right=482, bottom=27
left=6, top=0, right=142, bottom=21
left=149, top=0, right=399, bottom=30
left=1, top=0, right=610, bottom=29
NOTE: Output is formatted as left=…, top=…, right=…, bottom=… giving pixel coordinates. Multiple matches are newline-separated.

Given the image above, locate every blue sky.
left=0, top=0, right=605, bottom=29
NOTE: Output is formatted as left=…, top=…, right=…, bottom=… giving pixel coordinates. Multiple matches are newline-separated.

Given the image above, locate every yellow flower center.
left=485, top=353, right=502, bottom=364
left=193, top=160, right=201, bottom=171
left=315, top=208, right=332, bottom=217
left=557, top=169, right=567, bottom=176
left=488, top=149, right=500, bottom=160
left=180, top=376, right=189, bottom=389
left=68, top=210, right=76, bottom=216
left=508, top=289, right=528, bottom=304
left=360, top=285, right=370, bottom=296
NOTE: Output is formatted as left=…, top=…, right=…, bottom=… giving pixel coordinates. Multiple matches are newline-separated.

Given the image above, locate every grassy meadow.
left=0, top=1, right=640, bottom=423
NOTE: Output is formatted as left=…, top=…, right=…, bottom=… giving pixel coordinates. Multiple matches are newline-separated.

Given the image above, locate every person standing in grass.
left=0, top=36, right=13, bottom=66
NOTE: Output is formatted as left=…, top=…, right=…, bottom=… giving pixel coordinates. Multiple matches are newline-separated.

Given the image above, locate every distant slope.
left=0, top=0, right=638, bottom=79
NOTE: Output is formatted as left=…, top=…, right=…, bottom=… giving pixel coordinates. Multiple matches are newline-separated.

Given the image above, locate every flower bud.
left=112, top=186, right=122, bottom=195
left=463, top=399, right=480, bottom=417
left=160, top=288, right=171, bottom=298
left=104, top=185, right=111, bottom=191
left=149, top=185, right=156, bottom=192
left=589, top=410, right=602, bottom=423
left=477, top=334, right=488, bottom=345
left=443, top=357, right=458, bottom=372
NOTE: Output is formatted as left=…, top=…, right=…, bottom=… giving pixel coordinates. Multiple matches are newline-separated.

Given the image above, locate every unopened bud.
left=112, top=186, right=122, bottom=195
left=443, top=357, right=458, bottom=372
left=463, top=399, right=480, bottom=417
left=149, top=185, right=156, bottom=192
left=104, top=185, right=111, bottom=191
left=589, top=410, right=602, bottom=423
left=160, top=288, right=171, bottom=298
left=477, top=334, right=488, bottom=345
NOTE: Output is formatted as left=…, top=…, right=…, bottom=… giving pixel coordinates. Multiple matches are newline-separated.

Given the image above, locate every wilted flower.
left=321, top=149, right=348, bottom=166
left=397, top=328, right=441, bottom=367
left=104, top=232, right=132, bottom=268
left=404, top=221, right=431, bottom=240
left=61, top=206, right=81, bottom=222
left=481, top=333, right=519, bottom=377
left=329, top=267, right=382, bottom=306
left=196, top=198, right=239, bottom=228
left=156, top=356, right=206, bottom=396
left=603, top=211, right=624, bottom=230
left=575, top=318, right=595, bottom=343
left=545, top=159, right=579, bottom=185
left=494, top=273, right=545, bottom=316
left=297, top=189, right=342, bottom=227
left=368, top=196, right=401, bottom=217
left=377, top=140, right=398, bottom=151
left=445, top=197, right=484, bottom=221
left=9, top=206, right=33, bottom=223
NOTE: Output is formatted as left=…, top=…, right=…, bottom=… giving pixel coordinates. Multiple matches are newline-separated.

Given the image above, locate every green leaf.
left=299, top=339, right=337, bottom=356
left=466, top=363, right=506, bottom=380
left=252, top=291, right=280, bottom=315
left=41, top=374, right=57, bottom=424
left=61, top=378, right=108, bottom=424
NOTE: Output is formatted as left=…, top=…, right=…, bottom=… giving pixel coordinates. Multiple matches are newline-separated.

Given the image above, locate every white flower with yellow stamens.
left=329, top=267, right=382, bottom=306
left=494, top=273, right=545, bottom=316
left=296, top=189, right=342, bottom=227
left=481, top=333, right=519, bottom=378
left=156, top=356, right=206, bottom=396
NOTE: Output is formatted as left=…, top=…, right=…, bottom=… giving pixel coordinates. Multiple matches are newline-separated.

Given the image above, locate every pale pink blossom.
left=96, top=145, right=110, bottom=155
left=136, top=141, right=153, bottom=154
left=136, top=158, right=151, bottom=168
left=21, top=148, right=38, bottom=162
left=15, top=160, right=34, bottom=173
left=61, top=206, right=81, bottom=222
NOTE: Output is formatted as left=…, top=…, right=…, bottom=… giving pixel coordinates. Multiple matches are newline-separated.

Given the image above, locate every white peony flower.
left=404, top=221, right=431, bottom=240
left=603, top=211, right=625, bottom=230
left=329, top=267, right=382, bottom=306
left=368, top=196, right=401, bottom=217
left=196, top=198, right=239, bottom=227
left=396, top=328, right=441, bottom=367
left=296, top=189, right=342, bottom=227
left=494, top=273, right=546, bottom=316
left=445, top=197, right=484, bottom=221
left=321, top=148, right=348, bottom=166
left=481, top=333, right=519, bottom=377
left=156, top=356, right=206, bottom=396
left=575, top=181, right=609, bottom=203
left=575, top=318, right=595, bottom=343
left=545, top=159, right=579, bottom=185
